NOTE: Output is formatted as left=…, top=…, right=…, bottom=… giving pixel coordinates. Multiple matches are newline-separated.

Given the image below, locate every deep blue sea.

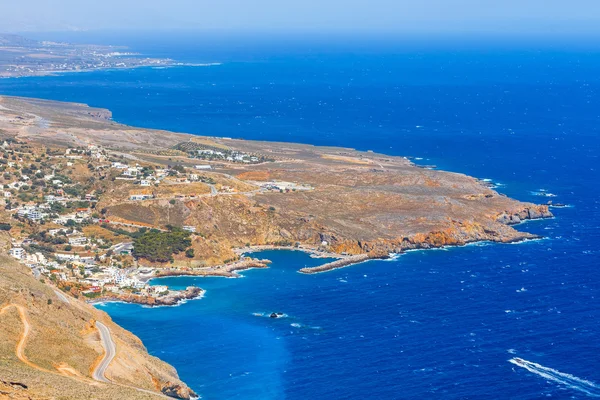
left=1, top=34, right=599, bottom=399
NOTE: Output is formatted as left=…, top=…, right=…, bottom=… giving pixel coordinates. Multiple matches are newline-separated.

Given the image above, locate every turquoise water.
left=2, top=36, right=599, bottom=398
left=99, top=250, right=339, bottom=399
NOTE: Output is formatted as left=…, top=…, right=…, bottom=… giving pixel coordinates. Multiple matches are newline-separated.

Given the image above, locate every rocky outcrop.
left=496, top=205, right=553, bottom=225
left=94, top=287, right=204, bottom=307
left=161, top=381, right=199, bottom=399
left=87, top=109, right=113, bottom=121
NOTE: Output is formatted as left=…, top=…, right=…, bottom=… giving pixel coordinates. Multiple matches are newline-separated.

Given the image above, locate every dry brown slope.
left=0, top=95, right=553, bottom=265
left=0, top=237, right=196, bottom=399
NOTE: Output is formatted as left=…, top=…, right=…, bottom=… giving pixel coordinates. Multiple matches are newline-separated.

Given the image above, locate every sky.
left=1, top=0, right=599, bottom=36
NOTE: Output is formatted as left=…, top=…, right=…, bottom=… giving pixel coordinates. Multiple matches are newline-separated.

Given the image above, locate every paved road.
left=93, top=322, right=116, bottom=383
left=53, top=289, right=69, bottom=303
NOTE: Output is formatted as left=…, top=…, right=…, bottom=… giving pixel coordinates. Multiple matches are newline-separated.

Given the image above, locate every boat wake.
left=510, top=358, right=600, bottom=397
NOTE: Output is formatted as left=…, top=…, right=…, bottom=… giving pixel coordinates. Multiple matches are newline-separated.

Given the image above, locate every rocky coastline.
left=139, top=206, right=553, bottom=277
left=0, top=93, right=558, bottom=400
left=90, top=286, right=204, bottom=307
left=161, top=382, right=199, bottom=400
left=300, top=205, right=552, bottom=274
left=153, top=258, right=272, bottom=279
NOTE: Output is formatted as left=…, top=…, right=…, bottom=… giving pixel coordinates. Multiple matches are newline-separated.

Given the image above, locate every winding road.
left=1, top=304, right=169, bottom=397
left=93, top=322, right=116, bottom=383
left=53, top=289, right=69, bottom=303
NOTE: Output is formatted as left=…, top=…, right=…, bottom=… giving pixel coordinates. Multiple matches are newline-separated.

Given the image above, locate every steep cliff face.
left=323, top=205, right=553, bottom=255
left=0, top=247, right=196, bottom=399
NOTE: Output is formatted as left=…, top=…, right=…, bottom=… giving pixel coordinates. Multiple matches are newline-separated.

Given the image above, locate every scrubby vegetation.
left=132, top=227, right=192, bottom=262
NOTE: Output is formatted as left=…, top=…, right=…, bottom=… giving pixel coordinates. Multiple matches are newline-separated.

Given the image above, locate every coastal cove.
left=98, top=227, right=600, bottom=400
left=1, top=39, right=599, bottom=399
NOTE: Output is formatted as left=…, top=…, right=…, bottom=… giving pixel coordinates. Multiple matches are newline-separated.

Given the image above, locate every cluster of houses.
left=79, top=267, right=170, bottom=297
left=9, top=241, right=62, bottom=279
left=1, top=142, right=185, bottom=299
left=63, top=145, right=107, bottom=162
left=14, top=201, right=93, bottom=224
left=195, top=149, right=261, bottom=164
left=8, top=235, right=170, bottom=297
left=257, top=180, right=314, bottom=193
left=114, top=162, right=187, bottom=198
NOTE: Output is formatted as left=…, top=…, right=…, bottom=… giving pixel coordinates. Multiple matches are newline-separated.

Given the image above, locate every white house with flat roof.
left=9, top=247, right=25, bottom=260
left=68, top=236, right=88, bottom=246
left=130, top=194, right=152, bottom=201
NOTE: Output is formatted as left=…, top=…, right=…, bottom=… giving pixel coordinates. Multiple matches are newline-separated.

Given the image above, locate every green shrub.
left=133, top=228, right=192, bottom=263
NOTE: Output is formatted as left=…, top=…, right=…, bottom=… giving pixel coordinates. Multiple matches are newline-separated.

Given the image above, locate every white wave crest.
left=510, top=357, right=600, bottom=397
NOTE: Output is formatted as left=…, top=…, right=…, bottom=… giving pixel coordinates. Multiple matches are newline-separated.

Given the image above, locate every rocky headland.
left=0, top=94, right=554, bottom=399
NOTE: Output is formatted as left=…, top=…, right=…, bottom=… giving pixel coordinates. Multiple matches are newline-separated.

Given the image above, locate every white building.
left=183, top=226, right=196, bottom=233
left=68, top=236, right=88, bottom=246
left=45, top=195, right=65, bottom=203
left=112, top=270, right=127, bottom=285
left=151, top=285, right=169, bottom=294
left=130, top=194, right=152, bottom=201
left=17, top=207, right=43, bottom=221
left=194, top=165, right=212, bottom=170
left=123, top=167, right=139, bottom=177
left=55, top=253, right=81, bottom=261
left=9, top=247, right=25, bottom=260
left=111, top=162, right=128, bottom=169
left=25, top=252, right=46, bottom=265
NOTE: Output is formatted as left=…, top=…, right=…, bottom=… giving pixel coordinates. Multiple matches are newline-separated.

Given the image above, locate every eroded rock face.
left=161, top=381, right=199, bottom=399
left=496, top=205, right=552, bottom=225
left=87, top=109, right=112, bottom=120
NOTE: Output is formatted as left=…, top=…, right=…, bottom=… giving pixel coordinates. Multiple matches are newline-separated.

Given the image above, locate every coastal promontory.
left=0, top=94, right=552, bottom=398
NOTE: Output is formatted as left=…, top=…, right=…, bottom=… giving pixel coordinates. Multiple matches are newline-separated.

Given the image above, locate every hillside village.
left=0, top=138, right=311, bottom=305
